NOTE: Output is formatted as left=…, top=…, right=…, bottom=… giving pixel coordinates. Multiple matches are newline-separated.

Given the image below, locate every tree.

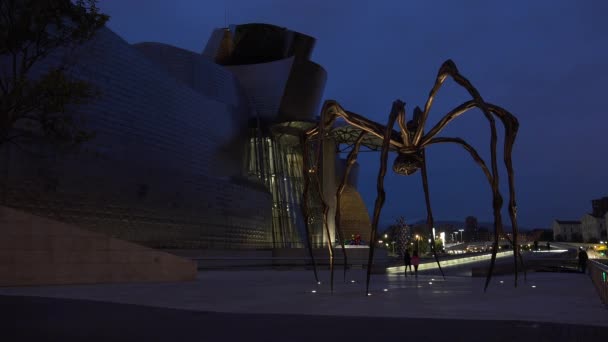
left=0, top=0, right=109, bottom=147
left=393, top=216, right=410, bottom=256
left=540, top=230, right=554, bottom=241
left=381, top=217, right=413, bottom=256
left=434, top=239, right=444, bottom=253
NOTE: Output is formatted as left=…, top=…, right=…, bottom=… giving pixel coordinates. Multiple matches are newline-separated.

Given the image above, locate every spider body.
left=300, top=59, right=523, bottom=295
left=392, top=152, right=423, bottom=176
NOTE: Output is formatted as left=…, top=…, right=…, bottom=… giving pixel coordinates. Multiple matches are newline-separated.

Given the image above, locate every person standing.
left=411, top=250, right=420, bottom=278
left=578, top=247, right=589, bottom=274
left=403, top=250, right=412, bottom=276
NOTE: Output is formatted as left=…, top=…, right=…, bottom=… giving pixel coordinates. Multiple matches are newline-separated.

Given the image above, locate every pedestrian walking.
left=578, top=247, right=589, bottom=274
left=403, top=250, right=412, bottom=276
left=411, top=250, right=420, bottom=278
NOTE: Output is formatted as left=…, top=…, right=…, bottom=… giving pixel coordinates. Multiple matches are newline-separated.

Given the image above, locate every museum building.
left=0, top=23, right=373, bottom=251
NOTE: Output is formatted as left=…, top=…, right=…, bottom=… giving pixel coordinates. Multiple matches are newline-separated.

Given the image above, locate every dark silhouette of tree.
left=0, top=0, right=109, bottom=147
left=540, top=230, right=554, bottom=241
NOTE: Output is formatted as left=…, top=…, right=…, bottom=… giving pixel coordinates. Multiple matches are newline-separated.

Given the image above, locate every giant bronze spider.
left=300, top=60, right=522, bottom=295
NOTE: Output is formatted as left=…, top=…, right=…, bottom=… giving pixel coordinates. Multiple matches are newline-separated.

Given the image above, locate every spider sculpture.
left=300, top=60, right=523, bottom=295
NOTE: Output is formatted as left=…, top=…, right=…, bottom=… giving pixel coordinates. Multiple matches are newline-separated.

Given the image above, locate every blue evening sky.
left=98, top=0, right=608, bottom=228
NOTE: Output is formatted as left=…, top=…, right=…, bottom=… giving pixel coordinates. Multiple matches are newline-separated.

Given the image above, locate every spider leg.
left=422, top=102, right=525, bottom=286
left=310, top=100, right=403, bottom=293
left=304, top=100, right=357, bottom=292
left=312, top=107, right=336, bottom=294
left=413, top=60, right=492, bottom=146
left=413, top=60, right=506, bottom=289
left=489, top=104, right=525, bottom=284
left=308, top=100, right=404, bottom=149
left=424, top=137, right=502, bottom=291
left=300, top=133, right=319, bottom=284
left=396, top=107, right=411, bottom=147
left=419, top=100, right=476, bottom=145
left=366, top=100, right=404, bottom=296
left=336, top=131, right=367, bottom=282
left=420, top=149, right=445, bottom=279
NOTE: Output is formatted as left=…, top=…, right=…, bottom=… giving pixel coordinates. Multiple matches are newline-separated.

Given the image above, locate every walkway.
left=1, top=270, right=606, bottom=331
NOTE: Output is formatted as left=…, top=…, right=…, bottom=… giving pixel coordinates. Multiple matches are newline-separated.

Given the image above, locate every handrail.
left=588, top=259, right=608, bottom=306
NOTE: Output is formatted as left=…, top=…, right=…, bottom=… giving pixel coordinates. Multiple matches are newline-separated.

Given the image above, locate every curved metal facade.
left=1, top=22, right=367, bottom=250
left=204, top=23, right=328, bottom=122
left=203, top=24, right=331, bottom=247
left=338, top=185, right=372, bottom=243
left=0, top=27, right=272, bottom=249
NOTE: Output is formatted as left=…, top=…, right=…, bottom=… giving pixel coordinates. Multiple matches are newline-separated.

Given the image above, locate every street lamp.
left=458, top=229, right=464, bottom=243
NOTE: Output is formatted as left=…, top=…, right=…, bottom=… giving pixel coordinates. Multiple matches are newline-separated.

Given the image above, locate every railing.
left=387, top=251, right=514, bottom=274
left=588, top=259, right=608, bottom=305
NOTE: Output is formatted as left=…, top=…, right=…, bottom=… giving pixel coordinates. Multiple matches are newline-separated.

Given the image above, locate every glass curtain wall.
left=246, top=126, right=323, bottom=248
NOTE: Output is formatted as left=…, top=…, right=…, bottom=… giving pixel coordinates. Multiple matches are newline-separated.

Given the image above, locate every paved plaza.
left=1, top=268, right=607, bottom=340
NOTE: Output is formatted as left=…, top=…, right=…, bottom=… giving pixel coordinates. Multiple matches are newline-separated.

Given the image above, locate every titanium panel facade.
left=0, top=22, right=368, bottom=250
left=0, top=27, right=272, bottom=249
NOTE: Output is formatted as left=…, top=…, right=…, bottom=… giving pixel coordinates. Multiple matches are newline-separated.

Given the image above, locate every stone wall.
left=0, top=206, right=197, bottom=286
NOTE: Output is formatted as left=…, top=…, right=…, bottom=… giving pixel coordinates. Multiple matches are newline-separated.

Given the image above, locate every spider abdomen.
left=392, top=152, right=423, bottom=176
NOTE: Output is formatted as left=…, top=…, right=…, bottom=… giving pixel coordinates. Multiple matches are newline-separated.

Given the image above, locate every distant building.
left=464, top=216, right=479, bottom=242
left=552, top=220, right=582, bottom=242
left=605, top=212, right=608, bottom=240
left=553, top=195, right=608, bottom=242
left=581, top=213, right=606, bottom=243
left=477, top=227, right=490, bottom=241
left=591, top=196, right=608, bottom=218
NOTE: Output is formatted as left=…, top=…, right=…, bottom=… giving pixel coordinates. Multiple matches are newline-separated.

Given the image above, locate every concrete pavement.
left=0, top=269, right=605, bottom=328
